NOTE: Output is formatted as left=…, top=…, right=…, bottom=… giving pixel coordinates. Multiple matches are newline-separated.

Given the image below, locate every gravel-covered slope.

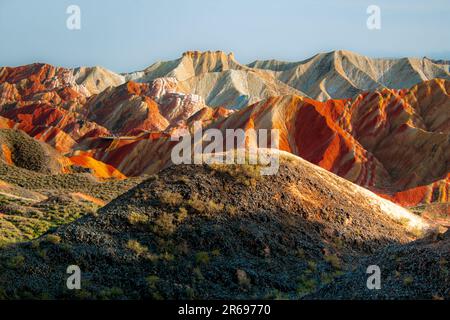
left=0, top=154, right=430, bottom=299
left=308, top=230, right=449, bottom=300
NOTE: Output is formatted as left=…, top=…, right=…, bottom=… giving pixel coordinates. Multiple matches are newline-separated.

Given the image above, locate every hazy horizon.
left=1, top=0, right=449, bottom=73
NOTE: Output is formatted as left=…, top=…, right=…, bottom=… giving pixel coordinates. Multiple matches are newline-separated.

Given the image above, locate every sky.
left=0, top=0, right=449, bottom=73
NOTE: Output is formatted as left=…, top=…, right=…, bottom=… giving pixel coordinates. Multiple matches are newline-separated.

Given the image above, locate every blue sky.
left=1, top=0, right=449, bottom=72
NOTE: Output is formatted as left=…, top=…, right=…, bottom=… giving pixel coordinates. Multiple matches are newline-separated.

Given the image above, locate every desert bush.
left=146, top=275, right=159, bottom=289
left=159, top=191, right=183, bottom=206
left=227, top=205, right=238, bottom=215
left=207, top=200, right=224, bottom=213
left=176, top=175, right=191, bottom=184
left=153, top=213, right=176, bottom=236
left=99, top=287, right=124, bottom=299
left=403, top=276, right=414, bottom=286
left=324, top=253, right=341, bottom=270
left=195, top=251, right=210, bottom=265
left=45, top=234, right=61, bottom=245
left=236, top=269, right=251, bottom=288
left=395, top=217, right=410, bottom=226
left=296, top=248, right=305, bottom=259
left=187, top=196, right=223, bottom=214
left=333, top=237, right=344, bottom=249
left=193, top=267, right=204, bottom=280
left=160, top=252, right=175, bottom=262
left=176, top=207, right=188, bottom=222
left=320, top=270, right=344, bottom=285
left=209, top=163, right=261, bottom=187
left=307, top=260, right=317, bottom=272
left=126, top=239, right=149, bottom=256
left=73, top=289, right=93, bottom=300
left=187, top=196, right=207, bottom=213
left=297, top=274, right=317, bottom=297
left=7, top=255, right=25, bottom=269
left=264, top=289, right=289, bottom=300
left=37, top=248, right=48, bottom=260
left=185, top=286, right=195, bottom=299
left=408, top=227, right=424, bottom=238
left=127, top=211, right=148, bottom=225
left=0, top=287, right=7, bottom=299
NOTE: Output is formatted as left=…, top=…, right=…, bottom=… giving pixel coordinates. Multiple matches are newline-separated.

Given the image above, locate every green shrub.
left=160, top=252, right=175, bottom=262
left=297, top=275, right=317, bottom=297
left=187, top=196, right=206, bottom=213
left=159, top=191, right=183, bottom=206
left=207, top=200, right=224, bottom=213
left=324, top=253, right=341, bottom=270
left=403, top=276, right=414, bottom=286
left=7, top=255, right=25, bottom=269
left=296, top=248, right=305, bottom=259
left=209, top=163, right=261, bottom=187
left=146, top=275, right=159, bottom=289
left=193, top=267, right=204, bottom=280
left=176, top=207, right=188, bottom=222
left=38, top=249, right=48, bottom=260
left=127, top=211, right=148, bottom=225
left=187, top=196, right=223, bottom=214
left=99, top=287, right=123, bottom=299
left=236, top=269, right=251, bottom=288
left=153, top=213, right=176, bottom=236
left=195, top=251, right=210, bottom=265
left=307, top=260, right=317, bottom=272
left=45, top=234, right=61, bottom=245
left=185, top=286, right=195, bottom=299
left=126, top=239, right=148, bottom=256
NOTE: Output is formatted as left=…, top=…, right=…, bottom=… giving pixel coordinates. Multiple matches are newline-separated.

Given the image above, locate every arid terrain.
left=0, top=50, right=448, bottom=299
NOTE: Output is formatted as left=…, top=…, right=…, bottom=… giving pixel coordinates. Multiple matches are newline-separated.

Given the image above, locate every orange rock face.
left=211, top=80, right=449, bottom=205
left=1, top=102, right=109, bottom=153
left=81, top=82, right=169, bottom=135
left=0, top=116, right=15, bottom=129
left=0, top=65, right=205, bottom=152
left=212, top=95, right=391, bottom=189
left=1, top=143, right=13, bottom=165
left=69, top=155, right=126, bottom=179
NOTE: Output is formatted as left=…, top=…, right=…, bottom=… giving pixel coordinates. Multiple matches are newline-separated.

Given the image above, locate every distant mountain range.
left=4, top=50, right=449, bottom=108
left=124, top=50, right=450, bottom=106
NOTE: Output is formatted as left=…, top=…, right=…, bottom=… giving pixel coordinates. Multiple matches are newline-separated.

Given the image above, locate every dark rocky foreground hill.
left=0, top=129, right=65, bottom=174
left=0, top=153, right=439, bottom=299
left=308, top=230, right=449, bottom=300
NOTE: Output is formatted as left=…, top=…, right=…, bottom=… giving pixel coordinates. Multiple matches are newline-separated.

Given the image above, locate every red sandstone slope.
left=88, top=80, right=448, bottom=208
left=212, top=95, right=392, bottom=189
left=76, top=80, right=450, bottom=206
left=79, top=81, right=170, bottom=135
left=208, top=79, right=449, bottom=206
left=0, top=63, right=109, bottom=152
left=0, top=64, right=207, bottom=151
left=79, top=79, right=207, bottom=135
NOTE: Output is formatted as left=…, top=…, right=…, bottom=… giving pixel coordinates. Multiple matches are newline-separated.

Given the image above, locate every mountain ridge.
left=0, top=52, right=448, bottom=210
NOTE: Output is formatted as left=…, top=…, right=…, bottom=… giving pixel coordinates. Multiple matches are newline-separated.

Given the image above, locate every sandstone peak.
left=181, top=50, right=235, bottom=60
